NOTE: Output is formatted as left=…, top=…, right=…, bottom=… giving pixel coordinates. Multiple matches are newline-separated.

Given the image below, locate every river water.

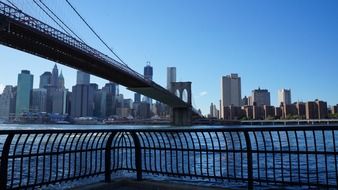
left=0, top=124, right=337, bottom=189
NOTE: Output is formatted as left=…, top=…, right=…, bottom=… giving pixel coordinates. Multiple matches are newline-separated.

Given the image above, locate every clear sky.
left=0, top=0, right=338, bottom=114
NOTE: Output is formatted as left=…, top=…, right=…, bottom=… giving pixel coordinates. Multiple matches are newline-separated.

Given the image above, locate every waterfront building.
left=16, top=70, right=33, bottom=115
left=0, top=85, right=15, bottom=118
left=139, top=102, right=151, bottom=119
left=241, top=96, right=248, bottom=106
left=275, top=107, right=282, bottom=119
left=223, top=106, right=243, bottom=120
left=248, top=96, right=253, bottom=106
left=243, top=106, right=253, bottom=119
left=39, top=72, right=51, bottom=89
left=332, top=104, right=338, bottom=114
left=143, top=62, right=153, bottom=104
left=252, top=88, right=270, bottom=106
left=71, top=84, right=97, bottom=117
left=281, top=103, right=297, bottom=119
left=253, top=106, right=264, bottom=120
left=278, top=89, right=292, bottom=106
left=102, top=82, right=118, bottom=96
left=76, top=70, right=90, bottom=85
left=167, top=67, right=176, bottom=91
left=209, top=103, right=219, bottom=118
left=52, top=89, right=68, bottom=114
left=264, top=105, right=275, bottom=119
left=296, top=102, right=306, bottom=119
left=221, top=74, right=241, bottom=118
left=306, top=101, right=318, bottom=120
left=51, top=64, right=59, bottom=87
left=45, top=85, right=56, bottom=113
left=134, top=93, right=141, bottom=103
left=30, top=88, right=47, bottom=113
left=316, top=100, right=328, bottom=119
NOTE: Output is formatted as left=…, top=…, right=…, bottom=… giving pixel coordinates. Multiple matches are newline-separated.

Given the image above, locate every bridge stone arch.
left=170, top=82, right=192, bottom=126
left=170, top=82, right=192, bottom=106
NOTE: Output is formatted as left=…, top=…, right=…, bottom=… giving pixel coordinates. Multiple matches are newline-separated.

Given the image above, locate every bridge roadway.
left=0, top=2, right=201, bottom=120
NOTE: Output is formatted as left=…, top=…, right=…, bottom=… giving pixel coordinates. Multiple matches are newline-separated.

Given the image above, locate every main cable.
left=5, top=0, right=20, bottom=10
left=65, top=0, right=128, bottom=67
left=32, top=0, right=73, bottom=37
left=38, top=0, right=85, bottom=43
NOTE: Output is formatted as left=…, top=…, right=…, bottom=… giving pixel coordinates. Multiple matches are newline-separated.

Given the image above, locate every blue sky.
left=0, top=0, right=338, bottom=114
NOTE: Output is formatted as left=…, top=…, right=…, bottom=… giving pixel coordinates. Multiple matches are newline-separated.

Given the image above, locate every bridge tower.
left=170, top=82, right=192, bottom=126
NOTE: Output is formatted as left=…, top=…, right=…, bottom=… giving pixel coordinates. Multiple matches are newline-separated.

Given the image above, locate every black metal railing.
left=0, top=126, right=338, bottom=189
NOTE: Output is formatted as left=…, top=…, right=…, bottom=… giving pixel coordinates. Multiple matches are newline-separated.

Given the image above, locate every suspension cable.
left=64, top=0, right=128, bottom=66
left=32, top=0, right=73, bottom=37
left=5, top=0, right=20, bottom=10
left=38, top=0, right=85, bottom=43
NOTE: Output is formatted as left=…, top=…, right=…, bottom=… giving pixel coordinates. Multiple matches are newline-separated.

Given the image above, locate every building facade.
left=167, top=67, right=176, bottom=91
left=221, top=74, right=241, bottom=118
left=76, top=70, right=90, bottom=85
left=16, top=70, right=33, bottom=115
left=30, top=88, right=47, bottom=113
left=252, top=88, right=270, bottom=106
left=278, top=89, right=292, bottom=106
left=0, top=85, right=15, bottom=118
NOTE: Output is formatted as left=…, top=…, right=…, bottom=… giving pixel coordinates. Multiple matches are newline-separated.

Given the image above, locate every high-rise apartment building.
left=221, top=74, right=241, bottom=118
left=278, top=89, right=291, bottom=106
left=167, top=67, right=176, bottom=91
left=16, top=70, right=33, bottom=115
left=252, top=88, right=271, bottom=106
left=76, top=70, right=90, bottom=85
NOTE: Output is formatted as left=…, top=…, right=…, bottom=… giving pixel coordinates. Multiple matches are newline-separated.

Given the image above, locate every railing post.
left=105, top=132, right=116, bottom=183
left=244, top=131, right=253, bottom=189
left=0, top=134, right=14, bottom=190
left=131, top=132, right=142, bottom=181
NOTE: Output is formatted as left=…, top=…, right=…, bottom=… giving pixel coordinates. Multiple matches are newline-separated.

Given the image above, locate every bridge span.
left=0, top=2, right=201, bottom=125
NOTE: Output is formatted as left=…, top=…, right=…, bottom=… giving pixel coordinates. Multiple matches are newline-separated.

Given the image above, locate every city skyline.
left=0, top=0, right=338, bottom=114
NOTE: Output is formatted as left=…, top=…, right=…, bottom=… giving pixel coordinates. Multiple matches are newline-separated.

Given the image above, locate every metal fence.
left=0, top=126, right=338, bottom=189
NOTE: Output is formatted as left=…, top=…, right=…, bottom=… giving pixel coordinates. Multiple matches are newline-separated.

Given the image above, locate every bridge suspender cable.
left=5, top=0, right=20, bottom=10
left=64, top=0, right=128, bottom=67
left=32, top=0, right=75, bottom=38
left=37, top=0, right=86, bottom=44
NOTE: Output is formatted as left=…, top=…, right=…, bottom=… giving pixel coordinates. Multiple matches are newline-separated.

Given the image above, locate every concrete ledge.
left=71, top=179, right=229, bottom=190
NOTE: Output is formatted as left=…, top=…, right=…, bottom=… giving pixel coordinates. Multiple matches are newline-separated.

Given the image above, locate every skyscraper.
left=252, top=88, right=271, bottom=106
left=16, top=70, right=33, bottom=115
left=143, top=62, right=153, bottom=104
left=39, top=71, right=51, bottom=89
left=0, top=85, right=15, bottom=118
left=134, top=93, right=141, bottom=103
left=167, top=67, right=176, bottom=91
left=221, top=74, right=241, bottom=118
left=58, top=71, right=65, bottom=89
left=30, top=88, right=47, bottom=112
left=278, top=89, right=291, bottom=106
left=51, top=64, right=59, bottom=87
left=144, top=62, right=153, bottom=80
left=76, top=70, right=90, bottom=85
left=71, top=84, right=97, bottom=117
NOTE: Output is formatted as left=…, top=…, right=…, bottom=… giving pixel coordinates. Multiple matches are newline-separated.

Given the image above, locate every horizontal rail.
left=0, top=125, right=337, bottom=189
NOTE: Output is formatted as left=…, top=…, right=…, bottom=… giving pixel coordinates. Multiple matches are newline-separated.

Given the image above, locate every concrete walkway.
left=72, top=179, right=233, bottom=190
